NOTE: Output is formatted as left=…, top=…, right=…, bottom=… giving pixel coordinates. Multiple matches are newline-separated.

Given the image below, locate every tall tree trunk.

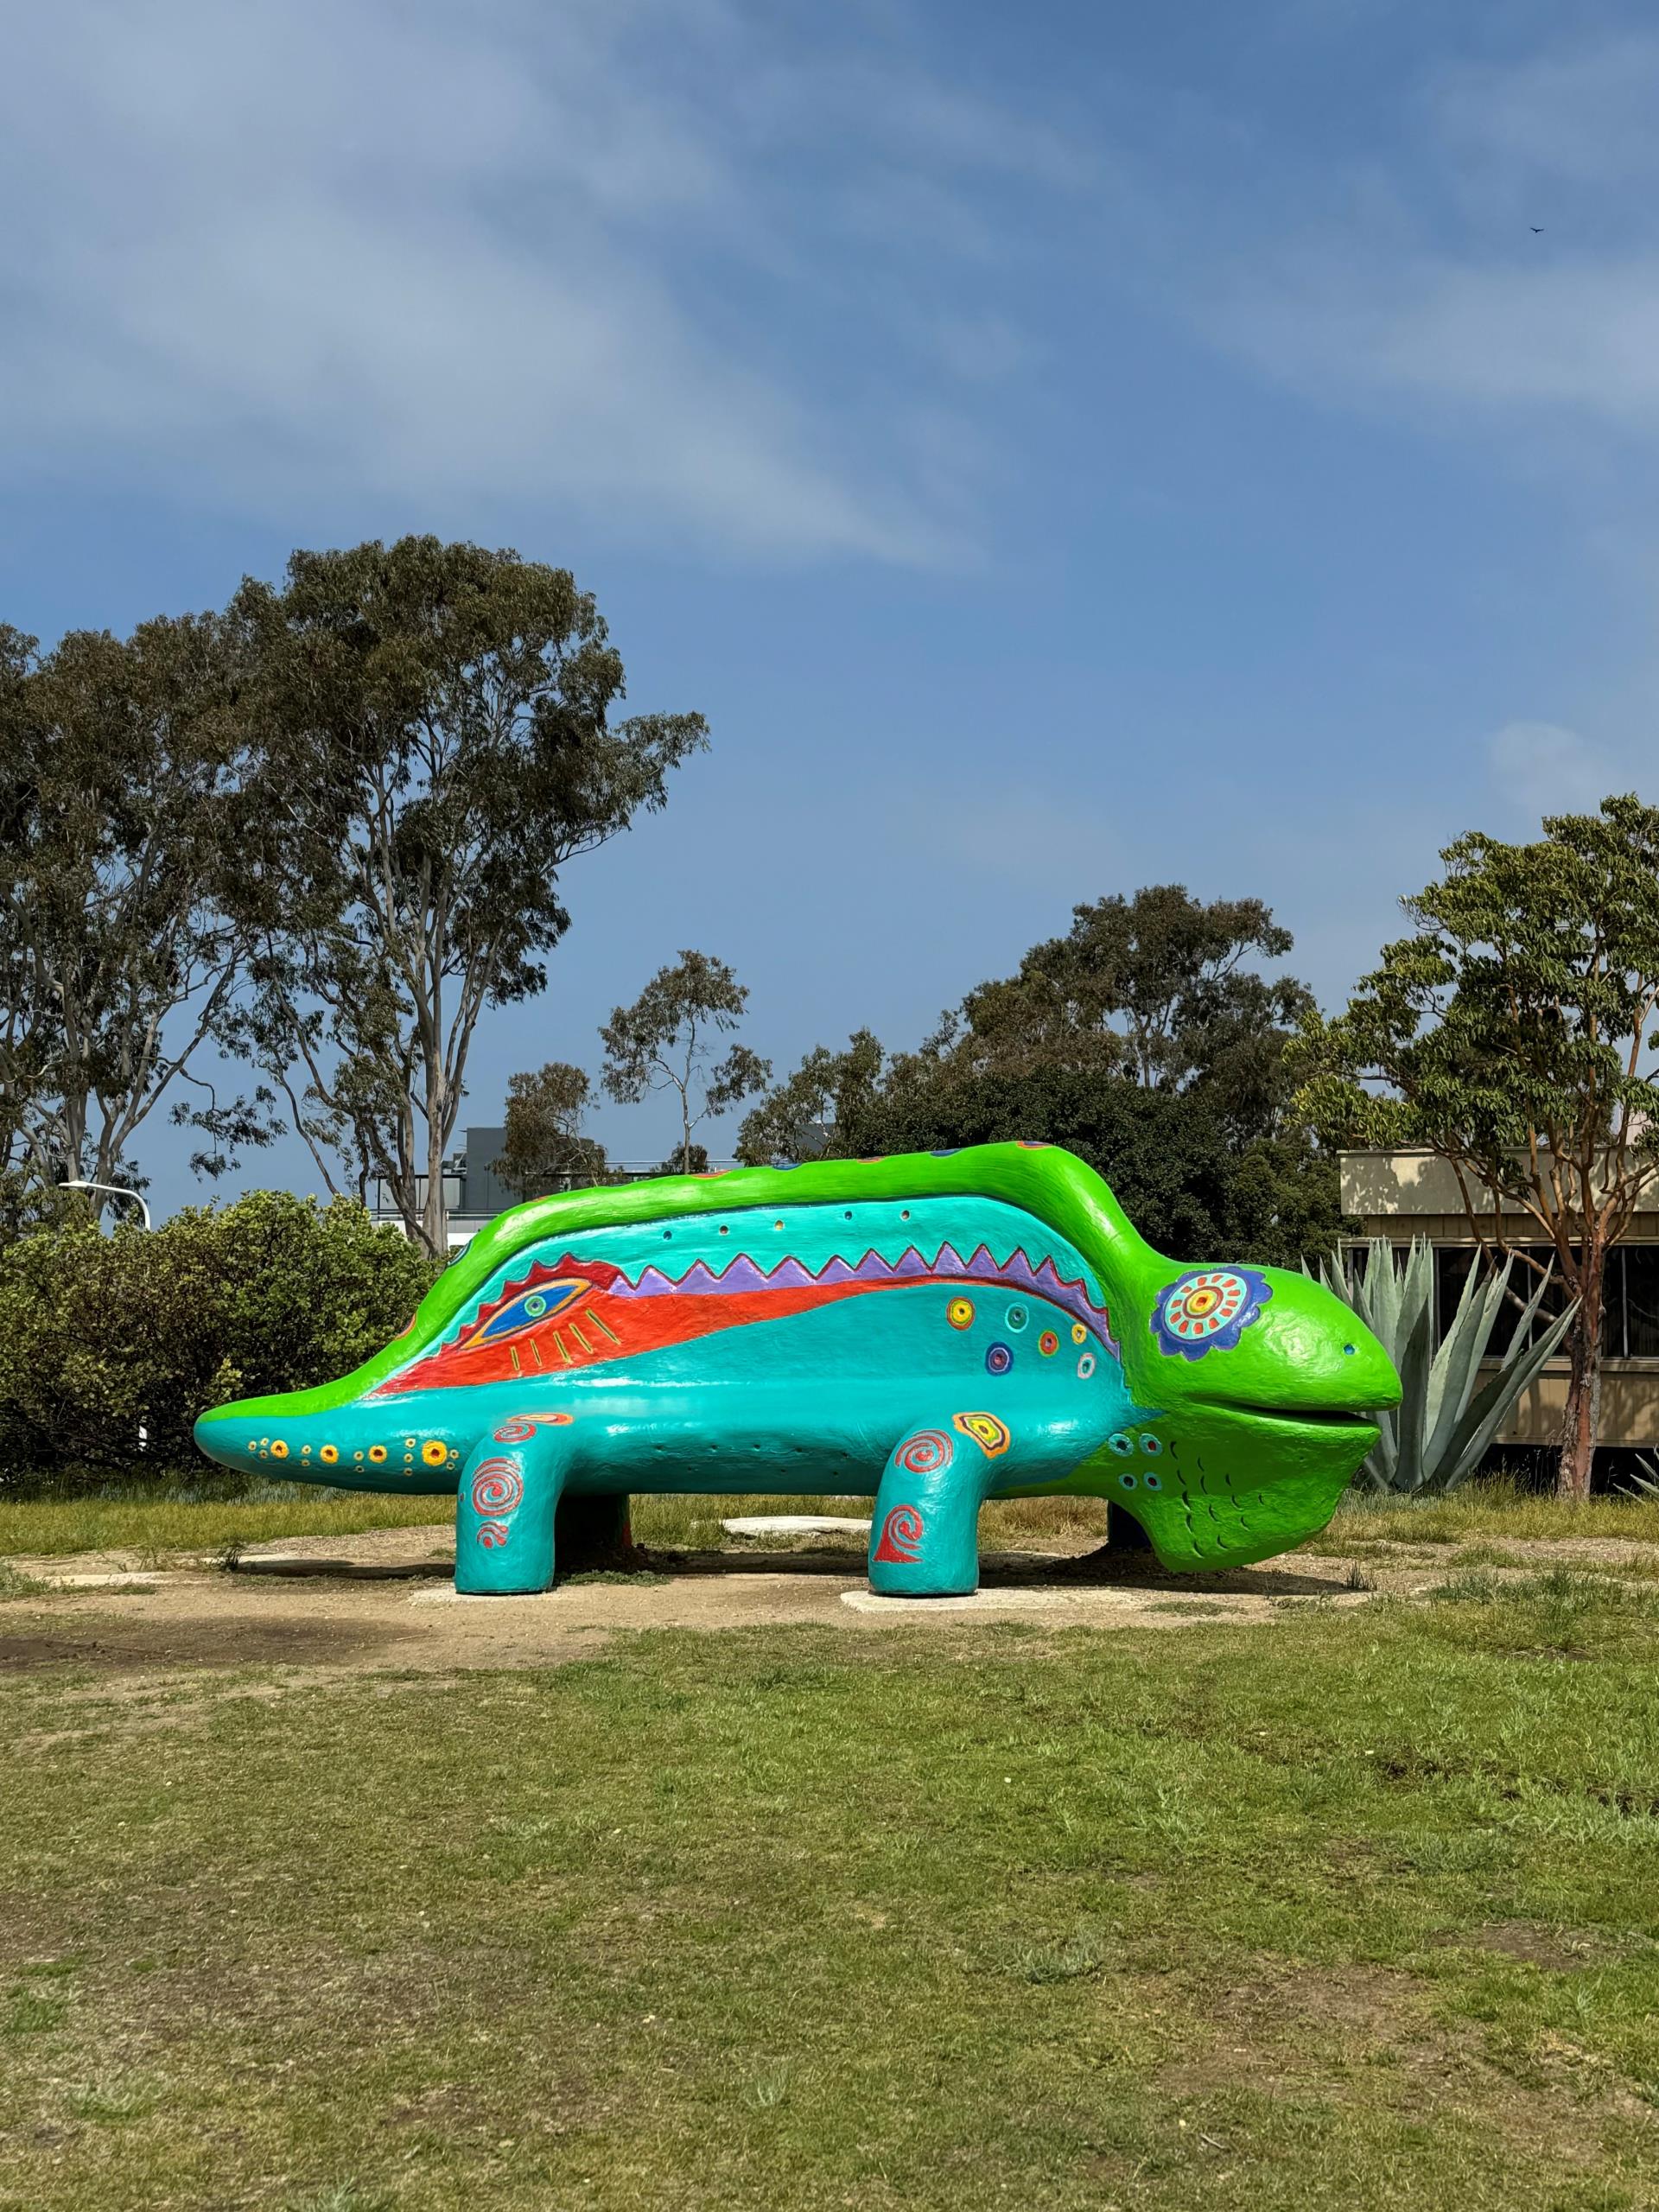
left=423, top=1080, right=448, bottom=1258
left=1557, top=1244, right=1604, bottom=1502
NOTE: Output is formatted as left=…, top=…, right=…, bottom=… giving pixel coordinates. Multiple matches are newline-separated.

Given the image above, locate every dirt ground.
left=7, top=1519, right=1647, bottom=1686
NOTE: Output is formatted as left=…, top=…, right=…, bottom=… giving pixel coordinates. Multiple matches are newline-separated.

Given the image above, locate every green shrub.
left=0, top=1192, right=442, bottom=1492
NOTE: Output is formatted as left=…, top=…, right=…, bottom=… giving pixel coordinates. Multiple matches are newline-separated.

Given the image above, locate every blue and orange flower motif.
left=1151, top=1268, right=1272, bottom=1360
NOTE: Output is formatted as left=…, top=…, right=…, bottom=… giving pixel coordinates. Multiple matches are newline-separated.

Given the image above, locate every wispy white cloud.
left=1185, top=29, right=1659, bottom=455
left=1430, top=35, right=1659, bottom=191
left=0, top=0, right=1088, bottom=562
left=1222, top=252, right=1659, bottom=430
left=1487, top=720, right=1613, bottom=819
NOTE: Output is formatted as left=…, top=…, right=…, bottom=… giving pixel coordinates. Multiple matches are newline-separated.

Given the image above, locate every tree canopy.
left=227, top=537, right=706, bottom=1252
left=493, top=1061, right=608, bottom=1199
left=601, top=950, right=770, bottom=1177
left=0, top=612, right=276, bottom=1220
left=1293, top=794, right=1659, bottom=1497
left=740, top=888, right=1337, bottom=1268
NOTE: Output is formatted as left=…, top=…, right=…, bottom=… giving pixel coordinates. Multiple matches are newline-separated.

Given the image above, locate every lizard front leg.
left=454, top=1414, right=576, bottom=1596
left=867, top=1414, right=1011, bottom=1598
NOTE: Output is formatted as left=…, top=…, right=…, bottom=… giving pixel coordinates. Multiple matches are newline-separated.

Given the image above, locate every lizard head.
left=1078, top=1254, right=1399, bottom=1570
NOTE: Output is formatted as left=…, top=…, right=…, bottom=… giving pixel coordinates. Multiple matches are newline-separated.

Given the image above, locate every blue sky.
left=6, top=0, right=1659, bottom=1208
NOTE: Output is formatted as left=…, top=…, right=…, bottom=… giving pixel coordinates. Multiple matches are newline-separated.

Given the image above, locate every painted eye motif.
left=1108, top=1431, right=1135, bottom=1457
left=1077, top=1353, right=1096, bottom=1380
left=320, top=1445, right=339, bottom=1465
left=1005, top=1302, right=1029, bottom=1332
left=1071, top=1323, right=1088, bottom=1345
left=464, top=1278, right=583, bottom=1347
left=1144, top=1471, right=1163, bottom=1491
left=985, top=1342, right=1013, bottom=1376
left=1140, top=1434, right=1163, bottom=1457
left=1152, top=1268, right=1273, bottom=1361
left=369, top=1445, right=388, bottom=1464
left=947, top=1297, right=976, bottom=1330
left=1117, top=1470, right=1138, bottom=1491
left=421, top=1440, right=449, bottom=1466
left=1038, top=1331, right=1059, bottom=1357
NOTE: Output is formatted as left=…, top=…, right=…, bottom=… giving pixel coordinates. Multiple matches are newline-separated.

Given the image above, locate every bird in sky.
left=1530, top=226, right=1544, bottom=234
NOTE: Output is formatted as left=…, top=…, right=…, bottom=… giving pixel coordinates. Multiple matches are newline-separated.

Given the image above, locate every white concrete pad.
left=48, top=1572, right=162, bottom=1590
left=409, top=1586, right=552, bottom=1605
left=722, top=1516, right=871, bottom=1538
left=841, top=1586, right=1139, bottom=1615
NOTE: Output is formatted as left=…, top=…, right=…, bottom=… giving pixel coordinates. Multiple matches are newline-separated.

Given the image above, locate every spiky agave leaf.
left=1424, top=1293, right=1575, bottom=1494
left=1320, top=1247, right=1398, bottom=1490
left=1322, top=1237, right=1577, bottom=1497
left=1421, top=1249, right=1517, bottom=1478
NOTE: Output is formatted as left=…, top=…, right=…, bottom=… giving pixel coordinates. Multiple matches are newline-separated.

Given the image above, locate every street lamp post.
left=59, top=1178, right=153, bottom=1453
left=59, top=1178, right=153, bottom=1231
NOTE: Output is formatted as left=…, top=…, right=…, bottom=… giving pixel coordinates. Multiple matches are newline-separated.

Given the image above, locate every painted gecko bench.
left=194, top=1143, right=1398, bottom=1596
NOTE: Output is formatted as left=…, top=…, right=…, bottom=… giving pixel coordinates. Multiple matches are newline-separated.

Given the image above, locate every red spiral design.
left=476, top=1519, right=511, bottom=1549
left=493, top=1411, right=575, bottom=1443
left=895, top=1429, right=953, bottom=1476
left=874, top=1505, right=925, bottom=1564
left=470, top=1455, right=524, bottom=1517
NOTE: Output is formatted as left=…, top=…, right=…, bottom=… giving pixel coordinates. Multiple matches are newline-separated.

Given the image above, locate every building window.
left=1622, top=1247, right=1659, bottom=1358
left=1429, top=1243, right=1659, bottom=1360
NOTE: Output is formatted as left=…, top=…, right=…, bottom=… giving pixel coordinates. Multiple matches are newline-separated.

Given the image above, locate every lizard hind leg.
left=868, top=1419, right=1000, bottom=1598
left=454, top=1418, right=575, bottom=1596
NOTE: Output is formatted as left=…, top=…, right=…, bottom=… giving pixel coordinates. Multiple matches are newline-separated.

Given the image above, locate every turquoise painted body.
left=194, top=1147, right=1401, bottom=1596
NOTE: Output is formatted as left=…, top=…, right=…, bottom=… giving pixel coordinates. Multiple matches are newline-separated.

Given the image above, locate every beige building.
left=1339, top=1149, right=1659, bottom=1452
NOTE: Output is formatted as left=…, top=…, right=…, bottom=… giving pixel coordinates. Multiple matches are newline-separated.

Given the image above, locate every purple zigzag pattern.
left=613, top=1242, right=1118, bottom=1357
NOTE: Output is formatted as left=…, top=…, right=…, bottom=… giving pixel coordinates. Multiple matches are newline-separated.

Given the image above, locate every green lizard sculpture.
left=194, top=1143, right=1398, bottom=1596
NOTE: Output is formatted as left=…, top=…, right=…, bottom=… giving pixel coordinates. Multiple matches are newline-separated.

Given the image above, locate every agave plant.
left=1313, top=1239, right=1577, bottom=1497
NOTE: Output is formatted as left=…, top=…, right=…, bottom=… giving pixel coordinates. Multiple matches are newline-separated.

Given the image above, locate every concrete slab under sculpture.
left=722, top=1515, right=872, bottom=1538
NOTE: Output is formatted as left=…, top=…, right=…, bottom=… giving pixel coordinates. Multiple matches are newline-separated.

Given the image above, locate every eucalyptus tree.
left=493, top=1060, right=608, bottom=1198
left=1294, top=795, right=1659, bottom=1499
left=232, top=537, right=705, bottom=1255
left=601, top=950, right=770, bottom=1175
left=0, top=612, right=276, bottom=1219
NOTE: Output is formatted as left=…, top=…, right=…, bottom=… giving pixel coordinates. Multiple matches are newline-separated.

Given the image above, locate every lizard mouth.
left=1209, top=1402, right=1382, bottom=1432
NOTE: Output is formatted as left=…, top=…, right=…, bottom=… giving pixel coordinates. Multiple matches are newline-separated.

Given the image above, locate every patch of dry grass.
left=1313, top=1476, right=1659, bottom=1552
left=0, top=1486, right=450, bottom=1561
left=3, top=1484, right=1109, bottom=1573
left=634, top=1490, right=1109, bottom=1551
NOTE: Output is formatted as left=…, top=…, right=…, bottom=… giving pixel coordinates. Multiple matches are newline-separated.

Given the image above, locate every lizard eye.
left=464, top=1280, right=582, bottom=1347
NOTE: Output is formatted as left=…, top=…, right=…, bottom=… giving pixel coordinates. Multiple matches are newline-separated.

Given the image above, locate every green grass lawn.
left=4, top=1576, right=1659, bottom=2209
